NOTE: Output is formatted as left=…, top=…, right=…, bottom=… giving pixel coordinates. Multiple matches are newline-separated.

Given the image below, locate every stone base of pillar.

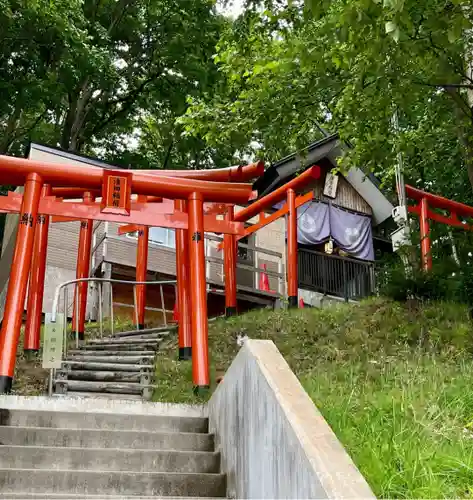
left=178, top=347, right=192, bottom=361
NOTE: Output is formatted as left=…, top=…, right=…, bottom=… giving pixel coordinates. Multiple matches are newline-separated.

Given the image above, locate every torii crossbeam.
left=406, top=184, right=473, bottom=270
left=0, top=155, right=257, bottom=394
left=0, top=152, right=321, bottom=396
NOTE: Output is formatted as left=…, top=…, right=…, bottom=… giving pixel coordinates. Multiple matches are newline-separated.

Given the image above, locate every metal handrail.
left=92, top=226, right=285, bottom=295
left=298, top=246, right=375, bottom=265
left=298, top=248, right=375, bottom=301
left=205, top=254, right=284, bottom=279
left=51, top=277, right=176, bottom=323
left=47, top=276, right=176, bottom=396
left=204, top=233, right=283, bottom=258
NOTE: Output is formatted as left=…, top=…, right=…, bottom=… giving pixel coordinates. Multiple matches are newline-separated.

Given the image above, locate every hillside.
left=153, top=299, right=473, bottom=498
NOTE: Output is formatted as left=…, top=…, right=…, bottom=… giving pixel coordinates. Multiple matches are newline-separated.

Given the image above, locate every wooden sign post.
left=101, top=170, right=132, bottom=215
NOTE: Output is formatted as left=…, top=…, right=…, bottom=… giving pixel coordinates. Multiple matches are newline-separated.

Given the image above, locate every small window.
left=149, top=227, right=175, bottom=248
left=238, top=235, right=250, bottom=260
left=237, top=230, right=255, bottom=262
left=126, top=227, right=176, bottom=249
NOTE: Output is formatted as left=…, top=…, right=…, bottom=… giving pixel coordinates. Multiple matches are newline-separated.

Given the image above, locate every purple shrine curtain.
left=277, top=201, right=374, bottom=261
left=328, top=205, right=374, bottom=261
left=297, top=202, right=330, bottom=245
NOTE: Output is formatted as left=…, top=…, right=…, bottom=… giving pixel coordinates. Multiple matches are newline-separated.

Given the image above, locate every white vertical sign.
left=323, top=173, right=339, bottom=199
left=42, top=313, right=64, bottom=369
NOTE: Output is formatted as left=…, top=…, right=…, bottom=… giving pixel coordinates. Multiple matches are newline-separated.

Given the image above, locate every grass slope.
left=153, top=298, right=473, bottom=498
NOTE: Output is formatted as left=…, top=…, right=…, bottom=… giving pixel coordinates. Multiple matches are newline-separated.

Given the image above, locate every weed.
left=153, top=298, right=473, bottom=497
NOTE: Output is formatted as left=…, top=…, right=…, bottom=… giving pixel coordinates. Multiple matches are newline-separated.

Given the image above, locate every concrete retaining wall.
left=207, top=340, right=374, bottom=499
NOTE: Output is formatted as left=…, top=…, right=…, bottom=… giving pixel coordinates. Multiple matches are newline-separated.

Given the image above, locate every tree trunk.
left=0, top=101, right=22, bottom=154
left=70, top=79, right=93, bottom=151
left=459, top=110, right=473, bottom=193
left=465, top=47, right=473, bottom=192
left=447, top=86, right=473, bottom=192
left=465, top=142, right=473, bottom=193
left=61, top=78, right=92, bottom=151
left=448, top=229, right=461, bottom=266
left=61, top=93, right=78, bottom=150
left=162, top=139, right=174, bottom=169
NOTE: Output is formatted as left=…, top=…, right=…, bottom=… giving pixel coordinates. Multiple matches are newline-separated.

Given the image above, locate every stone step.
left=87, top=338, right=162, bottom=346
left=0, top=426, right=214, bottom=451
left=55, top=380, right=144, bottom=395
left=0, top=409, right=208, bottom=433
left=63, top=361, right=153, bottom=371
left=57, top=392, right=144, bottom=400
left=68, top=350, right=155, bottom=356
left=111, top=325, right=175, bottom=338
left=0, top=495, right=221, bottom=499
left=0, top=469, right=226, bottom=497
left=66, top=355, right=155, bottom=363
left=109, top=332, right=164, bottom=341
left=0, top=446, right=219, bottom=473
left=62, top=370, right=142, bottom=382
left=80, top=343, right=157, bottom=351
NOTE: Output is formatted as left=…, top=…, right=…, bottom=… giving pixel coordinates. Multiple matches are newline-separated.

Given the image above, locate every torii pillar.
left=287, top=188, right=298, bottom=307
left=135, top=225, right=149, bottom=330
left=24, top=184, right=52, bottom=354
left=175, top=199, right=192, bottom=360
left=72, top=192, right=94, bottom=340
left=188, top=192, right=209, bottom=391
left=224, top=205, right=237, bottom=316
left=0, top=173, right=43, bottom=393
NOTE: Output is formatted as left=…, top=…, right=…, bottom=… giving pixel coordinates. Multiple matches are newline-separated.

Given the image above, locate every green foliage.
left=0, top=0, right=239, bottom=169
left=378, top=244, right=473, bottom=311
left=378, top=257, right=462, bottom=302
left=458, top=267, right=473, bottom=310
left=181, top=0, right=473, bottom=195
left=154, top=299, right=473, bottom=497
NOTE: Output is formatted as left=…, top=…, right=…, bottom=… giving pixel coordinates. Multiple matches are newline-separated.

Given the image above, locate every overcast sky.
left=217, top=0, right=245, bottom=18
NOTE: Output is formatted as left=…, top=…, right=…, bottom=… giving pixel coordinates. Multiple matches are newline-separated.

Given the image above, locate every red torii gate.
left=0, top=154, right=320, bottom=394
left=116, top=165, right=321, bottom=330
left=406, top=184, right=473, bottom=270
left=226, top=166, right=320, bottom=309
left=0, top=157, right=257, bottom=394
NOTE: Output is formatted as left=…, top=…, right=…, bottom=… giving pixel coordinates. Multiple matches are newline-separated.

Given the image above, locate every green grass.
left=153, top=298, right=473, bottom=498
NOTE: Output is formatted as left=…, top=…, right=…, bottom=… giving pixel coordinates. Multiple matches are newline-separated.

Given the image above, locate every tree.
left=0, top=0, right=76, bottom=154
left=0, top=0, right=237, bottom=170
left=181, top=0, right=473, bottom=196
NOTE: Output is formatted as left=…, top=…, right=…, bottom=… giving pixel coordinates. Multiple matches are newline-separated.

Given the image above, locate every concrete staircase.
left=0, top=405, right=225, bottom=498
left=54, top=326, right=173, bottom=401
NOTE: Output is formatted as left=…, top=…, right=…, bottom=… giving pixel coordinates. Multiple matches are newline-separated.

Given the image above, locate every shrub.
left=378, top=257, right=462, bottom=303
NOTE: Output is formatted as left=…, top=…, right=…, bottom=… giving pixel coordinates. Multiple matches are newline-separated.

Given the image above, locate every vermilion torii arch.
left=406, top=184, right=473, bottom=271
left=121, top=164, right=321, bottom=324
left=26, top=190, right=169, bottom=347
left=0, top=155, right=256, bottom=395
left=221, top=165, right=321, bottom=312
left=0, top=156, right=254, bottom=203
left=139, top=161, right=264, bottom=182
left=10, top=191, right=239, bottom=356
left=0, top=152, right=321, bottom=395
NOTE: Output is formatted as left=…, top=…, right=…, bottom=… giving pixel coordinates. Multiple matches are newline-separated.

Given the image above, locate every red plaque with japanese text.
left=101, top=170, right=132, bottom=215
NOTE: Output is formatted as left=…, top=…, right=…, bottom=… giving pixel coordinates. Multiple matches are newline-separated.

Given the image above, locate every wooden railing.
left=90, top=225, right=285, bottom=297
left=204, top=234, right=285, bottom=296
left=298, top=248, right=375, bottom=301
